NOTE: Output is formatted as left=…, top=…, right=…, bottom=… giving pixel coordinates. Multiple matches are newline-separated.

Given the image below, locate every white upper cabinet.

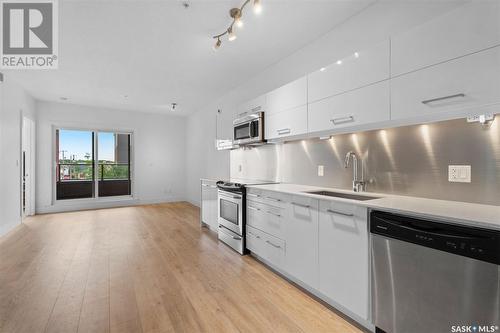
left=308, top=40, right=390, bottom=103
left=266, top=76, right=307, bottom=115
left=391, top=45, right=500, bottom=121
left=391, top=1, right=500, bottom=76
left=266, top=105, right=308, bottom=140
left=235, top=94, right=266, bottom=119
left=308, top=80, right=390, bottom=134
left=216, top=107, right=234, bottom=141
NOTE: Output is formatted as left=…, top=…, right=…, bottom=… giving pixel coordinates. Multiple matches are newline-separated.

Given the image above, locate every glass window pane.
left=56, top=129, right=94, bottom=200
left=98, top=132, right=131, bottom=197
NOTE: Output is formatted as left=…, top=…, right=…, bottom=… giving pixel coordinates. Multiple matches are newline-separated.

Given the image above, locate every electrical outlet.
left=238, top=164, right=242, bottom=172
left=448, top=165, right=471, bottom=183
left=318, top=165, right=324, bottom=177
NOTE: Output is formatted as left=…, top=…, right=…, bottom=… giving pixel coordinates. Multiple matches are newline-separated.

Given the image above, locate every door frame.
left=21, top=116, right=36, bottom=217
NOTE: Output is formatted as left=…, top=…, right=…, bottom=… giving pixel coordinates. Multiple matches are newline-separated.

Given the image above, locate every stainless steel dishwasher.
left=370, top=210, right=500, bottom=333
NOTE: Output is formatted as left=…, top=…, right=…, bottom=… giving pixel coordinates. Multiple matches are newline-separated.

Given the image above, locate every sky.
left=59, top=130, right=115, bottom=161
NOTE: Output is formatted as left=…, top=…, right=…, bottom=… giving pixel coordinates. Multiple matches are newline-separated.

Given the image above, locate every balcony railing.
left=57, top=163, right=131, bottom=199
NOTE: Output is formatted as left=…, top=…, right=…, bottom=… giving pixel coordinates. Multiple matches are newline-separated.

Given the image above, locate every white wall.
left=184, top=1, right=464, bottom=206
left=36, top=101, right=186, bottom=213
left=0, top=76, right=36, bottom=237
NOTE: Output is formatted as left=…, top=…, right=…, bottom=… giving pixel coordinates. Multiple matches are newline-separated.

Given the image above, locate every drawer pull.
left=291, top=202, right=310, bottom=208
left=248, top=231, right=261, bottom=239
left=330, top=115, right=354, bottom=125
left=247, top=193, right=260, bottom=198
left=265, top=196, right=281, bottom=202
left=266, top=211, right=281, bottom=217
left=277, top=128, right=291, bottom=135
left=233, top=236, right=242, bottom=240
left=201, top=184, right=210, bottom=187
left=422, top=93, right=465, bottom=105
left=326, top=209, right=354, bottom=217
left=248, top=206, right=260, bottom=211
left=266, top=240, right=281, bottom=249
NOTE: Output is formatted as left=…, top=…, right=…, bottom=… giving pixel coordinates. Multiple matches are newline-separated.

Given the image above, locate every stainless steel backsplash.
left=230, top=117, right=500, bottom=205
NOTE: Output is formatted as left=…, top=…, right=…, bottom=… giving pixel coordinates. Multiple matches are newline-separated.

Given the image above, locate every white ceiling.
left=5, top=0, right=374, bottom=115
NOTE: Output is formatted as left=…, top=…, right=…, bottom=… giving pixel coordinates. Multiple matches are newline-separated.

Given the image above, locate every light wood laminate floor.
left=0, top=202, right=363, bottom=333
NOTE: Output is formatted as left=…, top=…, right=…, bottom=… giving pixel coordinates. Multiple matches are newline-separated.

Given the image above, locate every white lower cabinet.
left=246, top=190, right=369, bottom=324
left=247, top=200, right=285, bottom=239
left=201, top=180, right=218, bottom=229
left=318, top=200, right=369, bottom=320
left=284, top=196, right=319, bottom=289
left=247, top=225, right=286, bottom=269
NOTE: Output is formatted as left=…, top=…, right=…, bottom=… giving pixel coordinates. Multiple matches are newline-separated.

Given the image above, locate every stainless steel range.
left=216, top=179, right=276, bottom=255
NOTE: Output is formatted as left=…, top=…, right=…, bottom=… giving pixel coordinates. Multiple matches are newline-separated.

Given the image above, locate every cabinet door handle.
left=422, top=93, right=465, bottom=105
left=330, top=115, right=354, bottom=125
left=238, top=111, right=248, bottom=117
left=265, top=196, right=281, bottom=202
left=277, top=128, right=291, bottom=135
left=201, top=184, right=210, bottom=187
left=251, top=106, right=262, bottom=112
left=233, top=236, right=242, bottom=240
left=266, top=240, right=281, bottom=249
left=266, top=211, right=281, bottom=217
left=326, top=209, right=354, bottom=217
left=248, top=206, right=260, bottom=211
left=291, top=202, right=310, bottom=208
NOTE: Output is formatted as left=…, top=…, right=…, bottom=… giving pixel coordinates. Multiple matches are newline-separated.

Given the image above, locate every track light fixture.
left=212, top=0, right=263, bottom=50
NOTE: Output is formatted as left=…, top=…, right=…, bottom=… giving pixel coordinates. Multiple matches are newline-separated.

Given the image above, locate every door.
left=318, top=201, right=369, bottom=320
left=22, top=117, right=35, bottom=217
left=218, top=190, right=243, bottom=235
left=284, top=196, right=319, bottom=288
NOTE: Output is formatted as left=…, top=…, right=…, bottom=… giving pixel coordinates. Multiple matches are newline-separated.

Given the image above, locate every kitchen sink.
left=304, top=190, right=379, bottom=201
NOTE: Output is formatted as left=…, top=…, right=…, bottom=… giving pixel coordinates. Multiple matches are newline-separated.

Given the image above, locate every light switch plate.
left=448, top=165, right=471, bottom=183
left=318, top=165, right=324, bottom=177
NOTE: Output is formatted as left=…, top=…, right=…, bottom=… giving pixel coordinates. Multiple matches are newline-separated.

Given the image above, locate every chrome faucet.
left=344, top=151, right=366, bottom=192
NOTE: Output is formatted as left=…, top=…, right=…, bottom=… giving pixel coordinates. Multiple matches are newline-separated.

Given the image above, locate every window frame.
left=52, top=125, right=135, bottom=204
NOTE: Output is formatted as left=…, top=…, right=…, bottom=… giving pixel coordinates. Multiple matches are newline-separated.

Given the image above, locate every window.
left=56, top=129, right=132, bottom=200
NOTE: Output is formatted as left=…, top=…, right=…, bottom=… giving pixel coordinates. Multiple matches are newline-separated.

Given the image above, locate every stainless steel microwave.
left=233, top=112, right=265, bottom=145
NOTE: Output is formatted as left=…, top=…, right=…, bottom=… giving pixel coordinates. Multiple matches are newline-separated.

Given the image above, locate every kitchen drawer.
left=262, top=232, right=285, bottom=269
left=265, top=105, right=308, bottom=140
left=247, top=225, right=285, bottom=270
left=266, top=76, right=307, bottom=115
left=260, top=190, right=289, bottom=208
left=391, top=45, right=500, bottom=122
left=308, top=81, right=390, bottom=134
left=391, top=1, right=500, bottom=76
left=318, top=199, right=367, bottom=222
left=247, top=200, right=285, bottom=240
left=246, top=225, right=264, bottom=256
left=247, top=189, right=290, bottom=208
left=308, top=39, right=390, bottom=103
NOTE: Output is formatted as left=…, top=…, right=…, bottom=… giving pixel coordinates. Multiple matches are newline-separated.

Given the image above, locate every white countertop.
left=247, top=183, right=500, bottom=231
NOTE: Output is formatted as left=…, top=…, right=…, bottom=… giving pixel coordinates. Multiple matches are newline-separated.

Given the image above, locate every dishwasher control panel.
left=370, top=211, right=500, bottom=265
